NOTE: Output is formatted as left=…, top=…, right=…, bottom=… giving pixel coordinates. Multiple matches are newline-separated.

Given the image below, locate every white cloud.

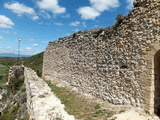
left=66, top=33, right=71, bottom=36
left=90, top=0, right=119, bottom=12
left=0, top=36, right=5, bottom=40
left=94, top=25, right=98, bottom=28
left=77, top=0, right=119, bottom=20
left=126, top=0, right=134, bottom=9
left=32, top=16, right=39, bottom=20
left=28, top=49, right=34, bottom=52
left=0, top=15, right=15, bottom=28
left=74, top=29, right=80, bottom=32
left=38, top=22, right=43, bottom=25
left=61, top=14, right=70, bottom=18
left=13, top=32, right=17, bottom=34
left=4, top=2, right=39, bottom=20
left=82, top=22, right=87, bottom=27
left=30, top=39, right=34, bottom=42
left=54, top=22, right=63, bottom=26
left=1, top=30, right=10, bottom=33
left=39, top=10, right=51, bottom=19
left=77, top=7, right=100, bottom=20
left=32, top=44, right=39, bottom=47
left=46, top=23, right=51, bottom=25
left=1, top=30, right=17, bottom=34
left=37, top=0, right=66, bottom=14
left=26, top=47, right=32, bottom=50
left=70, top=21, right=80, bottom=26
left=42, top=41, right=48, bottom=44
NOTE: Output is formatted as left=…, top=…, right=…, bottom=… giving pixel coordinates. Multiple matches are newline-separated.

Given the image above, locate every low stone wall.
left=43, top=0, right=160, bottom=114
left=7, top=65, right=24, bottom=85
left=24, top=67, right=75, bottom=120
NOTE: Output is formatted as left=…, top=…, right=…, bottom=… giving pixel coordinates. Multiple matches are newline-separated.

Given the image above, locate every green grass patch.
left=94, top=104, right=101, bottom=109
left=0, top=64, right=9, bottom=86
left=45, top=80, right=115, bottom=120
left=0, top=74, right=8, bottom=87
left=0, top=64, right=9, bottom=75
left=144, top=110, right=150, bottom=115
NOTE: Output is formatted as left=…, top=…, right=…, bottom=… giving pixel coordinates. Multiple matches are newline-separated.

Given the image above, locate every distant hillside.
left=0, top=57, right=19, bottom=67
left=0, top=53, right=30, bottom=57
left=23, top=52, right=43, bottom=76
left=0, top=52, right=44, bottom=76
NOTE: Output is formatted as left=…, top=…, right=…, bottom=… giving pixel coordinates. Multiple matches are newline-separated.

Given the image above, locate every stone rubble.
left=24, top=67, right=75, bottom=120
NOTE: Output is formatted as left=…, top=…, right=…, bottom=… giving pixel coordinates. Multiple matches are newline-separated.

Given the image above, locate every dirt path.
left=114, top=108, right=159, bottom=120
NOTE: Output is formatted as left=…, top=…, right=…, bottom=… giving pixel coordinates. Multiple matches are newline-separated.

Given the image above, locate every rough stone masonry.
left=43, top=0, right=160, bottom=115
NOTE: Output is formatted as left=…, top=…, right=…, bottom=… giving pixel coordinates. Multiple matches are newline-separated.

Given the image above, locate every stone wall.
left=7, top=65, right=24, bottom=85
left=43, top=0, right=160, bottom=114
left=24, top=67, right=75, bottom=120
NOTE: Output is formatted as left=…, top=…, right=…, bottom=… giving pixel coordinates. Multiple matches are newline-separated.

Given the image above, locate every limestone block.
left=141, top=90, right=153, bottom=99
left=141, top=79, right=153, bottom=86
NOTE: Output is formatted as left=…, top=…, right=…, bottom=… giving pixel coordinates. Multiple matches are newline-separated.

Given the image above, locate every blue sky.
left=0, top=0, right=134, bottom=55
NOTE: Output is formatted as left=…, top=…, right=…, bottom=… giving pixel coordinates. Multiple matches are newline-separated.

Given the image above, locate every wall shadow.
left=154, top=50, right=160, bottom=116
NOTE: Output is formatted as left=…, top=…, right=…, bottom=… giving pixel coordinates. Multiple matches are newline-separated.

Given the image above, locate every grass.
left=0, top=74, right=8, bottom=86
left=45, top=80, right=115, bottom=120
left=0, top=57, right=20, bottom=86
left=0, top=64, right=9, bottom=87
left=144, top=110, right=150, bottom=115
left=0, top=64, right=9, bottom=86
left=0, top=57, right=18, bottom=67
left=0, top=64, right=9, bottom=75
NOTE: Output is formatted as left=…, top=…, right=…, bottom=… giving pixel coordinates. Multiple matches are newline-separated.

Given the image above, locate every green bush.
left=36, top=69, right=42, bottom=77
left=94, top=104, right=101, bottom=109
left=7, top=77, right=24, bottom=93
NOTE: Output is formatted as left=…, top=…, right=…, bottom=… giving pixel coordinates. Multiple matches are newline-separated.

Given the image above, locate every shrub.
left=94, top=104, right=101, bottom=109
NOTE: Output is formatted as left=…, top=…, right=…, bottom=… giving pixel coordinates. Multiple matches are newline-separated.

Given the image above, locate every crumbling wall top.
left=133, top=0, right=159, bottom=8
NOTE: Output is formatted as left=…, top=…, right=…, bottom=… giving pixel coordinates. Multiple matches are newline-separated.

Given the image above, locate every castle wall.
left=43, top=0, right=160, bottom=113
